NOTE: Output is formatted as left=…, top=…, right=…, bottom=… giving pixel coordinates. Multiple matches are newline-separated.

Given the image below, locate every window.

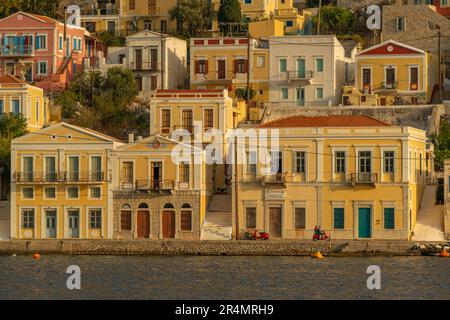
left=22, top=187, right=34, bottom=199
left=294, top=151, right=306, bottom=174
left=44, top=187, right=56, bottom=199
left=244, top=0, right=252, bottom=3
left=90, top=187, right=101, bottom=199
left=22, top=156, right=33, bottom=181
left=129, top=0, right=136, bottom=10
left=294, top=208, right=305, bottom=229
left=333, top=208, right=344, bottom=229
left=35, top=34, right=47, bottom=50
left=257, top=56, right=265, bottom=68
left=160, top=20, right=167, bottom=32
left=384, top=208, right=395, bottom=229
left=161, top=109, right=171, bottom=129
left=35, top=99, right=39, bottom=123
left=180, top=210, right=192, bottom=231
left=22, top=209, right=34, bottom=229
left=442, top=0, right=449, bottom=6
left=281, top=88, right=288, bottom=100
left=234, top=59, right=247, bottom=73
left=45, top=156, right=56, bottom=181
left=279, top=58, right=287, bottom=73
left=384, top=151, right=394, bottom=173
left=196, top=60, right=207, bottom=74
left=12, top=99, right=20, bottom=114
left=122, top=161, right=133, bottom=183
left=204, top=109, right=214, bottom=129
left=67, top=186, right=79, bottom=199
left=121, top=209, right=132, bottom=231
left=359, top=151, right=372, bottom=173
left=0, top=99, right=3, bottom=114
left=315, top=58, right=324, bottom=72
left=335, top=151, right=346, bottom=173
left=179, top=162, right=190, bottom=183
left=78, top=39, right=82, bottom=51
left=37, top=61, right=47, bottom=75
left=285, top=20, right=293, bottom=27
left=396, top=17, right=406, bottom=31
left=246, top=151, right=257, bottom=174
left=68, top=156, right=79, bottom=181
left=89, top=209, right=102, bottom=229
left=59, top=36, right=63, bottom=50
left=315, top=87, right=324, bottom=99
left=182, top=110, right=193, bottom=133
left=90, top=156, right=102, bottom=181
left=246, top=207, right=256, bottom=228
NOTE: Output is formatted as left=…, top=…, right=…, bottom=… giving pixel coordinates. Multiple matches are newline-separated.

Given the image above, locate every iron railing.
left=135, top=180, right=175, bottom=191
left=286, top=70, right=313, bottom=80
left=14, top=171, right=105, bottom=183
left=381, top=81, right=398, bottom=90
left=0, top=45, right=33, bottom=56
left=350, top=173, right=378, bottom=184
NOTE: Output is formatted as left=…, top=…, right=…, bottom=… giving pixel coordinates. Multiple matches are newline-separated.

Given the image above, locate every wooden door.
left=162, top=211, right=175, bottom=238
left=135, top=49, right=142, bottom=70
left=217, top=60, right=225, bottom=79
left=269, top=207, right=281, bottom=237
left=137, top=210, right=150, bottom=238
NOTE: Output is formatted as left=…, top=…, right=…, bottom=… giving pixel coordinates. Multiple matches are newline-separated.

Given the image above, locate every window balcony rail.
left=173, top=125, right=194, bottom=134
left=80, top=8, right=119, bottom=16
left=381, top=81, right=398, bottom=90
left=63, top=171, right=105, bottom=182
left=129, top=61, right=158, bottom=71
left=0, top=45, right=34, bottom=56
left=262, top=173, right=286, bottom=185
left=241, top=173, right=260, bottom=183
left=135, top=180, right=174, bottom=191
left=14, top=171, right=60, bottom=183
left=147, top=7, right=161, bottom=16
left=286, top=70, right=313, bottom=81
left=350, top=173, right=378, bottom=184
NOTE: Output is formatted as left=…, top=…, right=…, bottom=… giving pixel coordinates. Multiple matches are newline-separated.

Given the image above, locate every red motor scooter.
left=312, top=226, right=329, bottom=241
left=243, top=229, right=269, bottom=240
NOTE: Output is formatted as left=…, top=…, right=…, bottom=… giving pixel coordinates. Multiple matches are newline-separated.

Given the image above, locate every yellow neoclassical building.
left=10, top=122, right=122, bottom=239
left=342, top=40, right=438, bottom=106
left=190, top=37, right=270, bottom=103
left=0, top=75, right=49, bottom=131
left=233, top=115, right=431, bottom=240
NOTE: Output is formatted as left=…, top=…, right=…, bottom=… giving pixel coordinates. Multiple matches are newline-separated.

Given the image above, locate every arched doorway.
left=137, top=203, right=150, bottom=238
left=162, top=203, right=175, bottom=238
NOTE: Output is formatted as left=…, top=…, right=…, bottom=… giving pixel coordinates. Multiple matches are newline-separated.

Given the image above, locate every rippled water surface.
left=0, top=255, right=448, bottom=299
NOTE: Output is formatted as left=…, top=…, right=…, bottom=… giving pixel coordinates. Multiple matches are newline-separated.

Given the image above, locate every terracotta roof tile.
left=259, top=115, right=391, bottom=128
left=0, top=74, right=26, bottom=84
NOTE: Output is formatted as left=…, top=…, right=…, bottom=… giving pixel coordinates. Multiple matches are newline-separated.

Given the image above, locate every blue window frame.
left=286, top=20, right=294, bottom=27
left=384, top=208, right=395, bottom=229
left=12, top=99, right=20, bottom=114
left=59, top=36, right=63, bottom=50
left=244, top=0, right=252, bottom=3
left=78, top=39, right=82, bottom=51
left=333, top=208, right=344, bottom=229
left=35, top=35, right=46, bottom=50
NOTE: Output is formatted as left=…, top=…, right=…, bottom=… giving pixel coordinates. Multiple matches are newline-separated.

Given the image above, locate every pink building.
left=0, top=11, right=104, bottom=94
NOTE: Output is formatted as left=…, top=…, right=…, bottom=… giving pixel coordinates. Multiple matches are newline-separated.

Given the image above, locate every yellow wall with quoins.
left=233, top=123, right=431, bottom=240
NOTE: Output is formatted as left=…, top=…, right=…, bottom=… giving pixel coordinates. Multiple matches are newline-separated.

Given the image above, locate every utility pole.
left=246, top=33, right=251, bottom=104
left=63, top=7, right=67, bottom=58
left=437, top=27, right=443, bottom=103
left=233, top=113, right=239, bottom=240
left=317, top=0, right=322, bottom=35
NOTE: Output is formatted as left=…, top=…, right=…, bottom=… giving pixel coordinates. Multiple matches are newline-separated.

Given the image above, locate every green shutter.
left=384, top=208, right=395, bottom=229
left=280, top=59, right=286, bottom=72
left=333, top=208, right=344, bottom=229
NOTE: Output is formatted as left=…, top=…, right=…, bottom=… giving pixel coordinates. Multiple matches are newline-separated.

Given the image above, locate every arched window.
left=138, top=203, right=149, bottom=209
left=163, top=203, right=174, bottom=209
left=122, top=203, right=131, bottom=209
left=181, top=203, right=192, bottom=208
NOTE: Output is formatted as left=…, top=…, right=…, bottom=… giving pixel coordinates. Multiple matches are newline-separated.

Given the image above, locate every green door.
left=358, top=207, right=371, bottom=238
left=296, top=58, right=305, bottom=78
left=296, top=88, right=305, bottom=106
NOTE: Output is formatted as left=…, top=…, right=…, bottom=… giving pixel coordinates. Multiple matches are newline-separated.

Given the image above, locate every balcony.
left=350, top=173, right=378, bottom=185
left=80, top=8, right=119, bottom=16
left=129, top=61, right=158, bottom=72
left=380, top=81, right=398, bottom=90
left=14, top=171, right=106, bottom=183
left=0, top=45, right=33, bottom=57
left=136, top=180, right=174, bottom=191
left=287, top=70, right=313, bottom=81
left=262, top=174, right=286, bottom=187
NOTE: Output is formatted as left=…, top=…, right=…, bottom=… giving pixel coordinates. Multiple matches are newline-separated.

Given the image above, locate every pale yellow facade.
left=444, top=159, right=450, bottom=239
left=0, top=75, right=49, bottom=131
left=343, top=40, right=437, bottom=106
left=233, top=118, right=431, bottom=240
left=190, top=37, right=270, bottom=103
left=10, top=122, right=122, bottom=239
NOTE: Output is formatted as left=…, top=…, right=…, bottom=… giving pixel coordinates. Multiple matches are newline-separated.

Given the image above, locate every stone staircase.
left=200, top=194, right=232, bottom=240
left=412, top=185, right=445, bottom=241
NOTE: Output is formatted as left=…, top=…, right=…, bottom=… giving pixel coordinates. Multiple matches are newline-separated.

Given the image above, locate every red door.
left=137, top=211, right=150, bottom=238
left=162, top=211, right=175, bottom=238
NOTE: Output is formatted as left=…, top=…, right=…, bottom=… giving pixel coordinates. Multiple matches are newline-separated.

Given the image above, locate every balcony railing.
left=81, top=8, right=119, bottom=16
left=135, top=180, right=175, bottom=191
left=262, top=173, right=286, bottom=185
left=350, top=173, right=378, bottom=184
left=14, top=171, right=105, bottom=183
left=0, top=45, right=33, bottom=56
left=381, top=81, right=398, bottom=90
left=286, top=70, right=313, bottom=81
left=129, top=61, right=158, bottom=72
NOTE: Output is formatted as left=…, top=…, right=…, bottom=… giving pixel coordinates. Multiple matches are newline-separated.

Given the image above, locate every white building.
left=101, top=30, right=188, bottom=94
left=268, top=35, right=353, bottom=107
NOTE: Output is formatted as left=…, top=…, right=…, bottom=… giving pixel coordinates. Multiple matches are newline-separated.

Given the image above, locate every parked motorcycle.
left=243, top=229, right=269, bottom=240
left=312, top=226, right=329, bottom=241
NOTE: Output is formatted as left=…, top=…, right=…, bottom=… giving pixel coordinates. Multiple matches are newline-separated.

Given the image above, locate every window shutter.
left=195, top=60, right=199, bottom=74
left=233, top=60, right=238, bottom=74
left=205, top=60, right=208, bottom=74
left=244, top=59, right=248, bottom=73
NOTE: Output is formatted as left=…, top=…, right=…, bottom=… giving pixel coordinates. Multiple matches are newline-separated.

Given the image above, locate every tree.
left=432, top=118, right=450, bottom=171
left=0, top=0, right=60, bottom=19
left=217, top=0, right=242, bottom=27
left=0, top=113, right=28, bottom=199
left=169, top=0, right=211, bottom=37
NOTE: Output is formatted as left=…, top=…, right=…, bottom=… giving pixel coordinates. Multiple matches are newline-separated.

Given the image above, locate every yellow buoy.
left=32, top=253, right=41, bottom=260
left=311, top=251, right=324, bottom=259
left=438, top=250, right=449, bottom=258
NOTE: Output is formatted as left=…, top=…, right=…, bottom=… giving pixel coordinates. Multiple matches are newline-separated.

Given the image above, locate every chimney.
left=128, top=133, right=134, bottom=143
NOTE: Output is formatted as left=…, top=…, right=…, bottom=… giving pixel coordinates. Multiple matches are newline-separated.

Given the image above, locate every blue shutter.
left=35, top=35, right=40, bottom=49
left=0, top=100, right=4, bottom=114
left=384, top=208, right=395, bottom=229
left=333, top=208, right=344, bottom=229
